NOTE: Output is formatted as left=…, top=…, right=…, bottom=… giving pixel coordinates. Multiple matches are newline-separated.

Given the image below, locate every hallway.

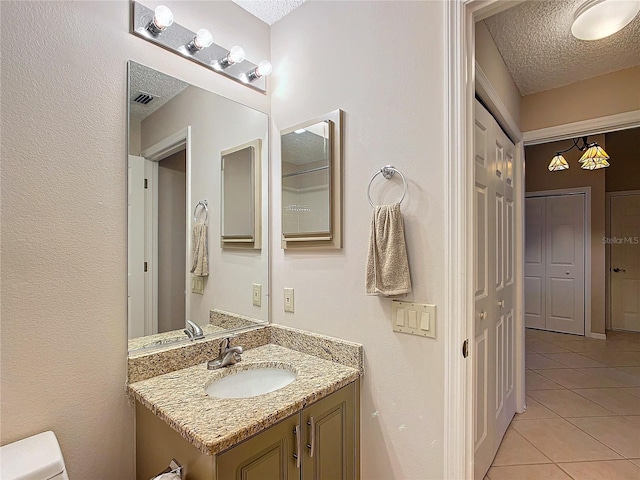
left=487, top=328, right=640, bottom=479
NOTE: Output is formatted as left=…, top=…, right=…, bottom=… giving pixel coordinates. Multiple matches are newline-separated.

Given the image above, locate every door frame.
left=446, top=2, right=526, bottom=478
left=525, top=188, right=593, bottom=338
left=605, top=190, right=640, bottom=330
left=446, top=1, right=640, bottom=476
left=140, top=127, right=192, bottom=331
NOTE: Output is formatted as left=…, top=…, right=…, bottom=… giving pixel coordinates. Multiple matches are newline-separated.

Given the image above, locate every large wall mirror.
left=127, top=62, right=269, bottom=352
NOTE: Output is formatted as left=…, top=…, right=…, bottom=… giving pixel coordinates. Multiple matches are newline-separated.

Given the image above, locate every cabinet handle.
left=306, top=416, right=316, bottom=457
left=294, top=424, right=301, bottom=469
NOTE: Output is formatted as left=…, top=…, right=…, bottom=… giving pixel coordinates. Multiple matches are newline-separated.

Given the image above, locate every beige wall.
left=521, top=66, right=640, bottom=132
left=0, top=1, right=269, bottom=478
left=271, top=2, right=447, bottom=478
left=605, top=127, right=640, bottom=193
left=525, top=135, right=606, bottom=334
left=475, top=20, right=521, bottom=124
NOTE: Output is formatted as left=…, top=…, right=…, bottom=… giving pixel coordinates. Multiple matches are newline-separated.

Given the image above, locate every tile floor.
left=486, top=328, right=640, bottom=480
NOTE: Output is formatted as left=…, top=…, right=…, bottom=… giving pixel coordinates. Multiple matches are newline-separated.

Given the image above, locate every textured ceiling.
left=484, top=0, right=640, bottom=95
left=232, top=0, right=307, bottom=25
left=129, top=62, right=189, bottom=122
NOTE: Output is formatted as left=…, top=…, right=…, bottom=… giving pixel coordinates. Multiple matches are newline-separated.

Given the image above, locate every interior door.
left=474, top=100, right=517, bottom=480
left=611, top=194, right=640, bottom=332
left=525, top=197, right=546, bottom=329
left=525, top=194, right=585, bottom=335
left=545, top=195, right=585, bottom=335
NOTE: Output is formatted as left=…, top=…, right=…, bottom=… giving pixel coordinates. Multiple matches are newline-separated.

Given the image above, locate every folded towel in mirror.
left=190, top=222, right=209, bottom=276
left=366, top=203, right=412, bottom=296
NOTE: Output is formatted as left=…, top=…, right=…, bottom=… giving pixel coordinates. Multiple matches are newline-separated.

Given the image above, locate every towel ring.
left=193, top=200, right=209, bottom=224
left=367, top=165, right=407, bottom=207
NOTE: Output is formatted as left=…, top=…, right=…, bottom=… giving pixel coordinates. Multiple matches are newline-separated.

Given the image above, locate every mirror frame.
left=220, top=139, right=262, bottom=249
left=280, top=109, right=343, bottom=250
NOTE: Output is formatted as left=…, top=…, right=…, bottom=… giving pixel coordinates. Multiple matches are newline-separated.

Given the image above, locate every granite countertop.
left=127, top=343, right=361, bottom=455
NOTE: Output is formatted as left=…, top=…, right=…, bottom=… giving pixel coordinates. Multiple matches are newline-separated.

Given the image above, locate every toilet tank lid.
left=0, top=431, right=65, bottom=480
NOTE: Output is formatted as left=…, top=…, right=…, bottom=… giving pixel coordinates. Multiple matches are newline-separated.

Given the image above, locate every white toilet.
left=0, top=431, right=69, bottom=480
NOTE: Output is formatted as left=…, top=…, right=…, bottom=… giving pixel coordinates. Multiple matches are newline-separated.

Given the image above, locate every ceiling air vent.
left=131, top=91, right=155, bottom=105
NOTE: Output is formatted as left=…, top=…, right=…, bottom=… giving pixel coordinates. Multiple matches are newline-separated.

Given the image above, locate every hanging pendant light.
left=547, top=137, right=611, bottom=172
left=548, top=154, right=570, bottom=171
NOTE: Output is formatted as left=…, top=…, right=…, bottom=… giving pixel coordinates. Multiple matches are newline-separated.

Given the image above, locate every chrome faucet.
left=207, top=336, right=244, bottom=370
left=184, top=320, right=204, bottom=340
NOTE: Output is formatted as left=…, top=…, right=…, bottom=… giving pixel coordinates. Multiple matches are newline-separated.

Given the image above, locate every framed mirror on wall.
left=127, top=62, right=269, bottom=352
left=281, top=110, right=343, bottom=249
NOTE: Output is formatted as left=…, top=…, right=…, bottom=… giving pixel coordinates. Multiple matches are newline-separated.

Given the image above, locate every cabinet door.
left=216, top=414, right=300, bottom=480
left=303, top=382, right=358, bottom=480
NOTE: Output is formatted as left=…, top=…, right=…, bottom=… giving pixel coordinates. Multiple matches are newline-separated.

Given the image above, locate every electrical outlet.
left=284, top=288, right=294, bottom=313
left=252, top=284, right=262, bottom=307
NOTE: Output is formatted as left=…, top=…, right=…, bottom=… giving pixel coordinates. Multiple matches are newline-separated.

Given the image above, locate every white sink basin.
left=205, top=367, right=297, bottom=399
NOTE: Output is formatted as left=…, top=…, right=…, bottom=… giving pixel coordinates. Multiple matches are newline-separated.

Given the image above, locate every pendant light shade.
left=579, top=144, right=610, bottom=163
left=548, top=154, right=570, bottom=171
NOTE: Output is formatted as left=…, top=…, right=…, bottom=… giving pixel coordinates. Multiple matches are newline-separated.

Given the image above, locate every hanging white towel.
left=190, top=222, right=209, bottom=277
left=366, top=203, right=412, bottom=296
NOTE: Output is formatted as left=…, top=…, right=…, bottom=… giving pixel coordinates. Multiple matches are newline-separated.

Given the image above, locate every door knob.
left=479, top=311, right=487, bottom=320
left=613, top=268, right=626, bottom=273
left=498, top=300, right=505, bottom=308
left=566, top=271, right=570, bottom=275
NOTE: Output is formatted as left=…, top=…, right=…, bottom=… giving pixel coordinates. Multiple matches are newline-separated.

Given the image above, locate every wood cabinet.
left=136, top=382, right=359, bottom=480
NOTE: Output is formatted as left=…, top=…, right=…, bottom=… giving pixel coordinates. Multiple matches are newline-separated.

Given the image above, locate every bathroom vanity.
left=128, top=325, right=362, bottom=480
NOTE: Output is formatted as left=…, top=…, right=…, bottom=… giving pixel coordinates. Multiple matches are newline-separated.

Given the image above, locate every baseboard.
left=588, top=332, right=607, bottom=340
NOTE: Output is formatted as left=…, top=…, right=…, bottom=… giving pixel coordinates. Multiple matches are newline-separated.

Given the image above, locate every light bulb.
left=153, top=5, right=174, bottom=29
left=194, top=29, right=213, bottom=49
left=256, top=60, right=272, bottom=77
left=228, top=46, right=246, bottom=64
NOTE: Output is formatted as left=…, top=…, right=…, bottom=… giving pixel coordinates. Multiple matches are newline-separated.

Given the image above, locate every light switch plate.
left=284, top=288, right=294, bottom=313
left=392, top=301, right=436, bottom=338
left=191, top=276, right=204, bottom=295
left=252, top=284, right=262, bottom=307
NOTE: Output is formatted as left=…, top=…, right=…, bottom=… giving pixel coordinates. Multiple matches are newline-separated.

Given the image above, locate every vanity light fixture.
left=212, top=46, right=246, bottom=70
left=571, top=0, right=640, bottom=41
left=185, top=28, right=213, bottom=53
left=547, top=136, right=610, bottom=171
left=244, top=60, right=273, bottom=83
left=146, top=5, right=173, bottom=35
left=131, top=2, right=270, bottom=93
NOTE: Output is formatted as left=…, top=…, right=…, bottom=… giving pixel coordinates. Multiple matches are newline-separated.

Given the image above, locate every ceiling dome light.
left=571, top=0, right=640, bottom=41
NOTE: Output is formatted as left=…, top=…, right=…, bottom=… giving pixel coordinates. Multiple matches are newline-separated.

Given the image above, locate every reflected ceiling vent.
left=131, top=91, right=156, bottom=105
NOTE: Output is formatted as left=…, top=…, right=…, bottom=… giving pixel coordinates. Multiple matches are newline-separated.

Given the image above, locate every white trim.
left=605, top=190, right=640, bottom=330
left=526, top=187, right=592, bottom=337
left=590, top=332, right=607, bottom=340
left=523, top=110, right=640, bottom=146
left=475, top=63, right=522, bottom=143
left=444, top=1, right=472, bottom=478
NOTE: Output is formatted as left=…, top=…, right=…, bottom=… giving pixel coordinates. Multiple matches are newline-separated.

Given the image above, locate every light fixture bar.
left=130, top=1, right=267, bottom=93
